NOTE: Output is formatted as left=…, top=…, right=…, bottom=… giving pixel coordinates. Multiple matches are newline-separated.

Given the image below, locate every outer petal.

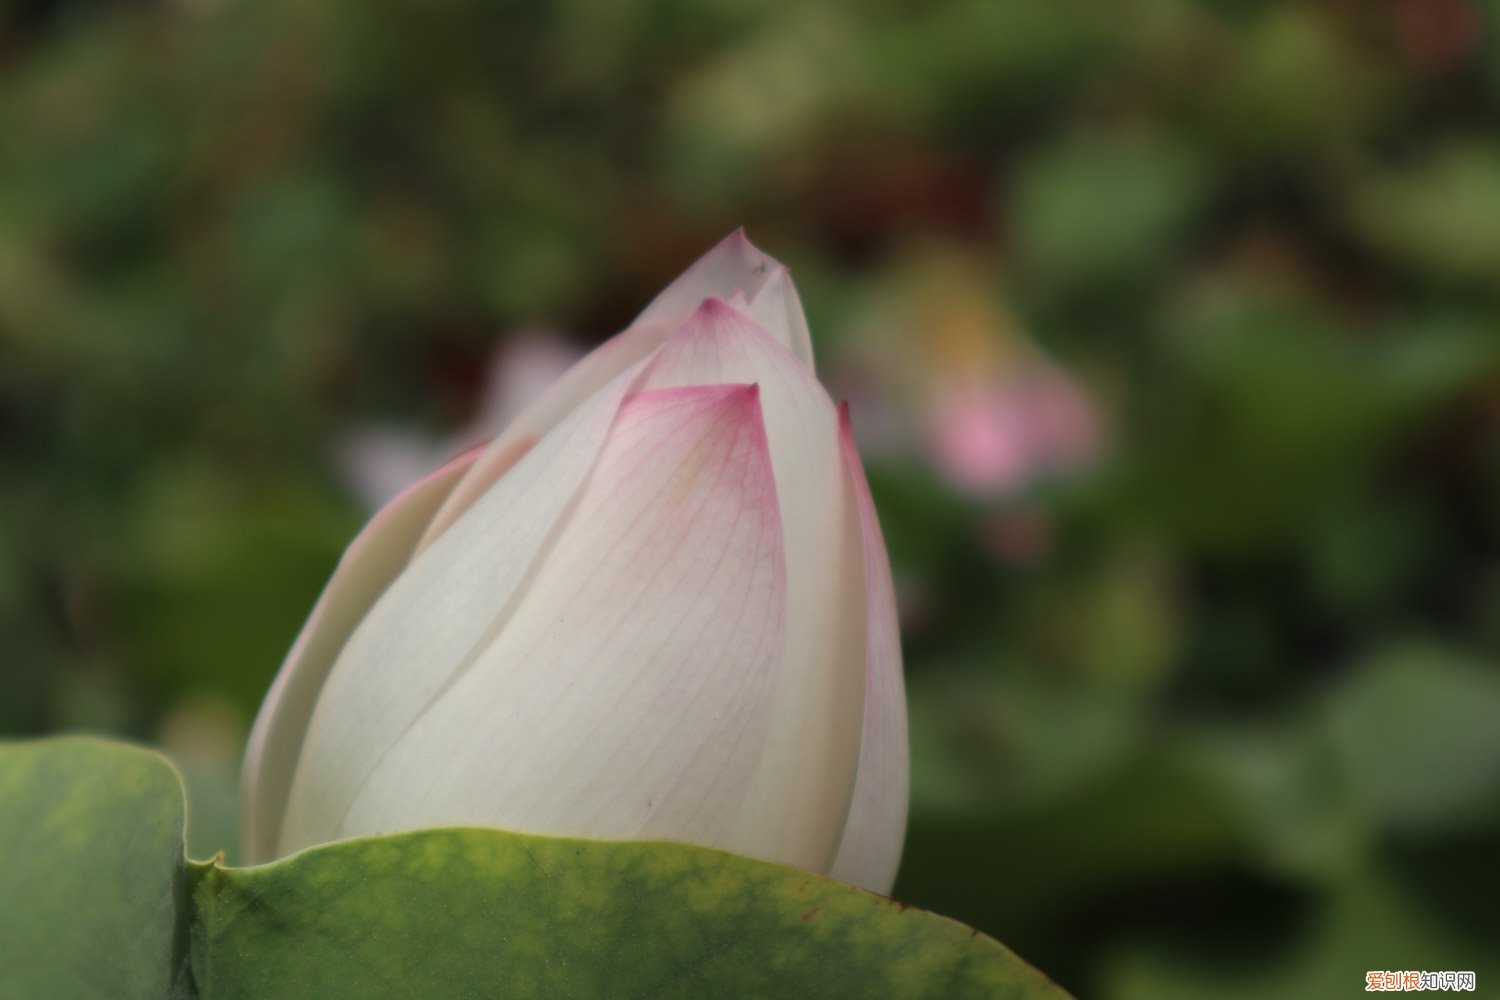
left=275, top=365, right=639, bottom=857
left=332, top=385, right=788, bottom=852
left=240, top=446, right=481, bottom=864
left=416, top=230, right=805, bottom=552
left=828, top=405, right=910, bottom=894
left=746, top=266, right=815, bottom=371
left=634, top=299, right=866, bottom=874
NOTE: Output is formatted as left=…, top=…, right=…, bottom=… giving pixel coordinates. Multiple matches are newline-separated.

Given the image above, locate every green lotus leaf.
left=0, top=737, right=190, bottom=1000
left=1, top=737, right=1070, bottom=999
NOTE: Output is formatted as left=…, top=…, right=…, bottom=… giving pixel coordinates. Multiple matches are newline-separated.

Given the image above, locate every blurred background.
left=3, top=0, right=1499, bottom=995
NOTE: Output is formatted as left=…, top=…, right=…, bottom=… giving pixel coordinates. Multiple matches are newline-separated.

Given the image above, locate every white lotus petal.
left=275, top=365, right=640, bottom=856
left=416, top=230, right=797, bottom=552
left=746, top=266, right=815, bottom=371
left=335, top=384, right=788, bottom=849
left=634, top=299, right=866, bottom=873
left=240, top=446, right=481, bottom=863
left=633, top=229, right=792, bottom=343
left=828, top=405, right=910, bottom=894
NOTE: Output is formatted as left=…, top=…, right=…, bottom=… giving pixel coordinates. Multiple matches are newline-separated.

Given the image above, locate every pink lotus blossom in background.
left=929, top=366, right=1100, bottom=497
left=830, top=248, right=1104, bottom=502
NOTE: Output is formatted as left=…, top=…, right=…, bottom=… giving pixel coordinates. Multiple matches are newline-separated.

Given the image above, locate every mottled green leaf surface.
left=1, top=738, right=1069, bottom=1000
left=190, top=829, right=1063, bottom=1000
left=0, top=737, right=188, bottom=1000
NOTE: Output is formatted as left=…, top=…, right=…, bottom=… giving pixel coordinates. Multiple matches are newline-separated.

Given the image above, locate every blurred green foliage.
left=3, top=0, right=1499, bottom=996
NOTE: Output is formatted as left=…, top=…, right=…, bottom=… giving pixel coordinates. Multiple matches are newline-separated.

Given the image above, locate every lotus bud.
left=241, top=232, right=909, bottom=894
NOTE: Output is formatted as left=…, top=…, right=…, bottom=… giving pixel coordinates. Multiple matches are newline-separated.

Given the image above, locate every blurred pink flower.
left=830, top=248, right=1104, bottom=500
left=929, top=367, right=1099, bottom=497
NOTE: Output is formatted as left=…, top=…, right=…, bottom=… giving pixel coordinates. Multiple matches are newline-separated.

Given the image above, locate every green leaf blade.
left=0, top=737, right=1068, bottom=999
left=195, top=828, right=1065, bottom=1000
left=0, top=736, right=189, bottom=1000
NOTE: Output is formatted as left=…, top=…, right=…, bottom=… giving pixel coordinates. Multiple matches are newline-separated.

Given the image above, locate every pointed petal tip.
left=720, top=226, right=781, bottom=271
left=721, top=380, right=764, bottom=414
left=644, top=379, right=763, bottom=416
left=735, top=381, right=763, bottom=408
left=697, top=294, right=741, bottom=317
left=726, top=225, right=756, bottom=249
left=712, top=227, right=757, bottom=259
left=686, top=295, right=763, bottom=333
left=714, top=379, right=761, bottom=400
left=749, top=263, right=797, bottom=298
